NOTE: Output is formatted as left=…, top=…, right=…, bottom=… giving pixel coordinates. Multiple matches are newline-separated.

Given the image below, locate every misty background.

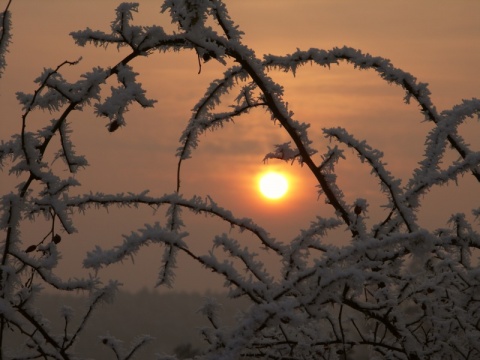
left=5, top=290, right=251, bottom=358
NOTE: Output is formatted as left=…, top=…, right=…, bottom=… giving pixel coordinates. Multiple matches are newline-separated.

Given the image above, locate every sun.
left=259, top=172, right=289, bottom=200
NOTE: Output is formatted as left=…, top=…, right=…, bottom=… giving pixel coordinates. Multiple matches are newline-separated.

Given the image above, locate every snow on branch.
left=264, top=46, right=480, bottom=182
left=264, top=46, right=437, bottom=118
left=16, top=60, right=83, bottom=113
left=263, top=142, right=302, bottom=164
left=212, top=234, right=273, bottom=286
left=63, top=192, right=283, bottom=253
left=95, top=64, right=157, bottom=131
left=176, top=66, right=248, bottom=161
left=406, top=99, right=480, bottom=206
left=0, top=0, right=12, bottom=78
left=11, top=247, right=99, bottom=291
left=55, top=120, right=89, bottom=173
left=71, top=3, right=143, bottom=51
left=161, top=0, right=211, bottom=32
left=210, top=0, right=244, bottom=41
left=83, top=222, right=188, bottom=271
left=284, top=217, right=342, bottom=278
left=197, top=250, right=265, bottom=304
left=441, top=98, right=480, bottom=126
left=0, top=138, right=19, bottom=170
left=407, top=151, right=480, bottom=205
left=325, top=127, right=417, bottom=233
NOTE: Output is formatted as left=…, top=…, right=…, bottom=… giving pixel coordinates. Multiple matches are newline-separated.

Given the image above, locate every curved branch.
left=264, top=47, right=480, bottom=182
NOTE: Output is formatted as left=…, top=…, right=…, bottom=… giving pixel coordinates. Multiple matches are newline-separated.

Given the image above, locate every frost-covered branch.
left=0, top=0, right=12, bottom=78
left=325, top=127, right=417, bottom=234
left=66, top=192, right=283, bottom=253
left=264, top=47, right=480, bottom=182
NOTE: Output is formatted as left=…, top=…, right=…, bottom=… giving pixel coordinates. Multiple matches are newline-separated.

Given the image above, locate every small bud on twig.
left=354, top=205, right=362, bottom=215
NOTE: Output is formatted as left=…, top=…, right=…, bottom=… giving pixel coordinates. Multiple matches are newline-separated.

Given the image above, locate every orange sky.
left=1, top=0, right=479, bottom=293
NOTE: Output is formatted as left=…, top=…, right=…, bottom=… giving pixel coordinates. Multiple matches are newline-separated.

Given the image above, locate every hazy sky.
left=1, top=0, right=479, bottom=293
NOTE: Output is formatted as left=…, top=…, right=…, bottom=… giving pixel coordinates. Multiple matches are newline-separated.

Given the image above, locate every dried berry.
left=53, top=234, right=61, bottom=244
left=25, top=245, right=37, bottom=253
left=202, top=53, right=212, bottom=62
left=108, top=119, right=120, bottom=132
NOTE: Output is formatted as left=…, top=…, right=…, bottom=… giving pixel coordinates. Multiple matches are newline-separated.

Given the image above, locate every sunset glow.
left=0, top=1, right=478, bottom=296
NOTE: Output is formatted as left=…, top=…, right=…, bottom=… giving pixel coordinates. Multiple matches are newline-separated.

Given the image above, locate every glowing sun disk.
left=259, top=172, right=289, bottom=200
